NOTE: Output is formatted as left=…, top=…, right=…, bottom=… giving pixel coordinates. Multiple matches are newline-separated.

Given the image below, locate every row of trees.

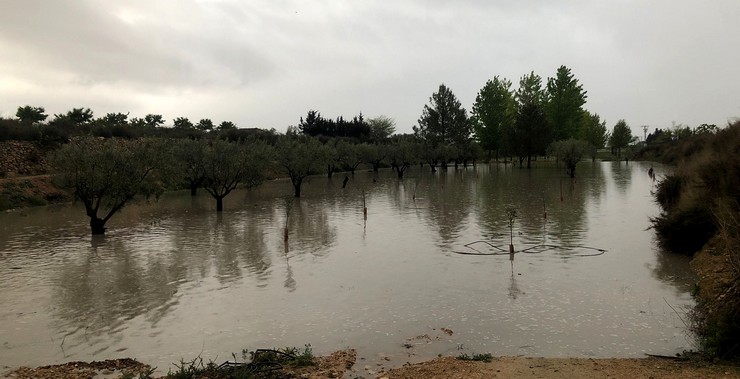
left=52, top=131, right=489, bottom=235
left=14, top=105, right=238, bottom=131
left=6, top=105, right=399, bottom=145
left=412, top=66, right=635, bottom=169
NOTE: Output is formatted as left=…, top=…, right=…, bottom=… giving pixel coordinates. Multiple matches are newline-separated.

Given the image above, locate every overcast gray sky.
left=1, top=0, right=738, bottom=137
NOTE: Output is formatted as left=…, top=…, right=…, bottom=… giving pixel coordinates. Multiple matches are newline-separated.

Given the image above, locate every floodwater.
left=0, top=161, right=696, bottom=373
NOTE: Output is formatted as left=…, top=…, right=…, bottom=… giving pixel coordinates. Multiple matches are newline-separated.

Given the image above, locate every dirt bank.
left=380, top=355, right=740, bottom=378
left=4, top=353, right=739, bottom=379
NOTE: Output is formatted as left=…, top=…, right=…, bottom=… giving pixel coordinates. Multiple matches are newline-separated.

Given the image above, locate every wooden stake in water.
left=543, top=200, right=547, bottom=219
left=283, top=197, right=292, bottom=242
left=506, top=205, right=517, bottom=254
left=362, top=189, right=367, bottom=219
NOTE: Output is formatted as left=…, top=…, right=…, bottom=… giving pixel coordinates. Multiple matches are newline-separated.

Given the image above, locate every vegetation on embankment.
left=648, top=120, right=740, bottom=359
left=0, top=176, right=70, bottom=211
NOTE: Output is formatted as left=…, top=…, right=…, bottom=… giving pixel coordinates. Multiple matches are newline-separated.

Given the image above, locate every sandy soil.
left=379, top=355, right=740, bottom=379
left=4, top=353, right=739, bottom=379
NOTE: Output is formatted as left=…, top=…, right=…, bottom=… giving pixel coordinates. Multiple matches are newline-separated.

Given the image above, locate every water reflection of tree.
left=610, top=161, right=633, bottom=194
left=476, top=164, right=596, bottom=249
left=210, top=211, right=272, bottom=285
left=52, top=199, right=280, bottom=342
left=421, top=169, right=477, bottom=248
left=282, top=198, right=337, bottom=258
left=53, top=236, right=184, bottom=345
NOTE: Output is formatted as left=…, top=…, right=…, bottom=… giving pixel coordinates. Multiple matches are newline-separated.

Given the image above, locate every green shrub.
left=456, top=352, right=493, bottom=362
left=654, top=174, right=683, bottom=210
left=652, top=206, right=716, bottom=255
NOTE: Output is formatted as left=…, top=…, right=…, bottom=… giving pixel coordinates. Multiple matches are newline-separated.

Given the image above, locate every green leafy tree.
left=173, top=117, right=194, bottom=130
left=368, top=115, right=396, bottom=141
left=196, top=118, right=214, bottom=131
left=515, top=71, right=546, bottom=108
left=546, top=65, right=588, bottom=140
left=456, top=140, right=484, bottom=167
left=548, top=138, right=589, bottom=178
left=144, top=114, right=165, bottom=128
left=322, top=140, right=340, bottom=178
left=472, top=76, right=516, bottom=160
left=218, top=121, right=236, bottom=130
left=52, top=137, right=169, bottom=234
left=16, top=105, right=48, bottom=125
left=510, top=71, right=552, bottom=167
left=414, top=84, right=471, bottom=147
left=201, top=140, right=268, bottom=211
left=511, top=102, right=551, bottom=168
left=54, top=108, right=94, bottom=125
left=173, top=139, right=207, bottom=196
left=357, top=143, right=386, bottom=172
left=337, top=140, right=363, bottom=175
left=609, top=119, right=633, bottom=157
left=275, top=137, right=328, bottom=197
left=387, top=140, right=419, bottom=179
left=579, top=112, right=609, bottom=161
left=100, top=112, right=129, bottom=127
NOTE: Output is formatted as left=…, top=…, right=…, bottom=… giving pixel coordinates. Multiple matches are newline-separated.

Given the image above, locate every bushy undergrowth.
left=651, top=120, right=740, bottom=359
left=652, top=121, right=740, bottom=255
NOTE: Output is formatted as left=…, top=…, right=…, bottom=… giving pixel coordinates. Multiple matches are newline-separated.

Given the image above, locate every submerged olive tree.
left=275, top=137, right=328, bottom=197
left=174, top=138, right=207, bottom=196
left=201, top=139, right=269, bottom=212
left=52, top=137, right=169, bottom=234
left=548, top=138, right=589, bottom=178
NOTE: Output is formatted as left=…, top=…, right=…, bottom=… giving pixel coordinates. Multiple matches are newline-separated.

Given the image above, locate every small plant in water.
left=505, top=205, right=518, bottom=246
left=456, top=352, right=493, bottom=363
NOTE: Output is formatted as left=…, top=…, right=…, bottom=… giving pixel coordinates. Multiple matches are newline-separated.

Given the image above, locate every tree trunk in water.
left=190, top=184, right=198, bottom=197
left=216, top=197, right=224, bottom=212
left=527, top=155, right=532, bottom=169
left=327, top=165, right=334, bottom=178
left=396, top=168, right=404, bottom=179
left=293, top=179, right=302, bottom=197
left=90, top=217, right=106, bottom=235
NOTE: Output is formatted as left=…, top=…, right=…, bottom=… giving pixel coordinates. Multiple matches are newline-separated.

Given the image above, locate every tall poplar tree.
left=510, top=72, right=551, bottom=167
left=472, top=76, right=516, bottom=160
left=546, top=65, right=588, bottom=141
left=579, top=112, right=609, bottom=161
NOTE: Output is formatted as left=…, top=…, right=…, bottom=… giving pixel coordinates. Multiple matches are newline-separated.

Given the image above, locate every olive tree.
left=173, top=139, right=207, bottom=196
left=52, top=137, right=169, bottom=234
left=201, top=139, right=269, bottom=212
left=548, top=138, right=589, bottom=178
left=387, top=140, right=419, bottom=179
left=275, top=137, right=327, bottom=197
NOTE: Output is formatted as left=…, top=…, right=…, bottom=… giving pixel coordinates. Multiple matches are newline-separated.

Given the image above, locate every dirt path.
left=379, top=356, right=740, bottom=379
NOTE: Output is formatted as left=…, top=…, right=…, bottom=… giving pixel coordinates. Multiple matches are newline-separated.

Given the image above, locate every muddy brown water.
left=0, top=161, right=695, bottom=373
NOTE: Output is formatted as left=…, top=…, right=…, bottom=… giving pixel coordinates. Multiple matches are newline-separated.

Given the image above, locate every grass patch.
left=456, top=352, right=493, bottom=363
left=161, top=345, right=315, bottom=379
